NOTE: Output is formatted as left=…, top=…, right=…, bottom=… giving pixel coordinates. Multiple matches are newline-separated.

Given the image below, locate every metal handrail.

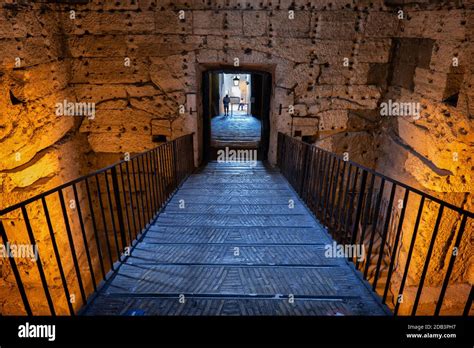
left=277, top=132, right=473, bottom=316
left=0, top=134, right=195, bottom=315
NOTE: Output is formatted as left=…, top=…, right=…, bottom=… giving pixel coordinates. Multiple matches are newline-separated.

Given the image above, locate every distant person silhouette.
left=238, top=98, right=245, bottom=111
left=223, top=94, right=230, bottom=116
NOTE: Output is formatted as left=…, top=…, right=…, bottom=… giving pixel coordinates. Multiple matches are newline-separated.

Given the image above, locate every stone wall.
left=372, top=1, right=473, bottom=314
left=56, top=0, right=403, bottom=168
left=0, top=1, right=98, bottom=314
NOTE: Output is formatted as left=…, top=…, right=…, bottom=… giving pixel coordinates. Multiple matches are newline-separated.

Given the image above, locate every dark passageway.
left=202, top=70, right=272, bottom=162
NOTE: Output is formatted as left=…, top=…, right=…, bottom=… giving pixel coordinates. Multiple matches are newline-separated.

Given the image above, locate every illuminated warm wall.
left=0, top=3, right=95, bottom=314
left=372, top=4, right=473, bottom=314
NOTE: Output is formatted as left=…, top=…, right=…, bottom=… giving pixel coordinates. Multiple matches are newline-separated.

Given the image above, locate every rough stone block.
left=22, top=61, right=70, bottom=100
left=318, top=110, right=348, bottom=132
left=72, top=85, right=127, bottom=103
left=67, top=35, right=128, bottom=58
left=430, top=41, right=466, bottom=74
left=63, top=11, right=155, bottom=35
left=367, top=63, right=389, bottom=86
left=319, top=63, right=371, bottom=85
left=312, top=40, right=353, bottom=64
left=127, top=34, right=204, bottom=57
left=421, top=10, right=467, bottom=41
left=314, top=11, right=357, bottom=40
left=155, top=10, right=193, bottom=34
left=0, top=112, right=75, bottom=171
left=277, top=62, right=320, bottom=90
left=293, top=116, right=319, bottom=136
left=399, top=10, right=426, bottom=38
left=413, top=68, right=462, bottom=101
left=243, top=11, right=268, bottom=37
left=358, top=39, right=392, bottom=63
left=329, top=85, right=380, bottom=110
left=70, top=57, right=149, bottom=84
left=149, top=54, right=193, bottom=92
left=245, top=37, right=313, bottom=63
left=269, top=11, right=311, bottom=38
left=193, top=11, right=243, bottom=36
left=0, top=9, right=43, bottom=38
left=365, top=12, right=400, bottom=37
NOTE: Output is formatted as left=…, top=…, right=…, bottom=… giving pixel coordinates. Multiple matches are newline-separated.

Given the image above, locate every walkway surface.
left=84, top=162, right=388, bottom=315
left=211, top=114, right=261, bottom=148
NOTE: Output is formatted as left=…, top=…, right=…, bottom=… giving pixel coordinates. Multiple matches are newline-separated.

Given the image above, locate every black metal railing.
left=0, top=134, right=194, bottom=315
left=277, top=132, right=473, bottom=316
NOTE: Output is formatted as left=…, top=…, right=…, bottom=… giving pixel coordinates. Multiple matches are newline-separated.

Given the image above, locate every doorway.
left=202, top=69, right=272, bottom=163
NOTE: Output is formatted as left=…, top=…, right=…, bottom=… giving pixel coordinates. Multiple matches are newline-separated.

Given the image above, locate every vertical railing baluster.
left=131, top=158, right=145, bottom=234
left=146, top=151, right=156, bottom=215
left=315, top=151, right=328, bottom=217
left=322, top=155, right=336, bottom=225
left=58, top=189, right=87, bottom=306
left=133, top=158, right=147, bottom=231
left=394, top=196, right=425, bottom=315
left=349, top=170, right=368, bottom=250
left=356, top=173, right=375, bottom=270
left=0, top=220, right=32, bottom=315
left=41, top=197, right=75, bottom=315
left=142, top=153, right=154, bottom=218
left=435, top=213, right=468, bottom=315
left=72, top=183, right=97, bottom=292
left=363, top=178, right=385, bottom=278
left=172, top=140, right=178, bottom=189
left=125, top=160, right=139, bottom=239
left=327, top=157, right=341, bottom=228
left=299, top=144, right=309, bottom=197
left=372, top=183, right=397, bottom=291
left=412, top=204, right=445, bottom=315
left=21, top=206, right=55, bottom=315
left=153, top=148, right=164, bottom=209
left=119, top=163, right=133, bottom=246
left=383, top=189, right=409, bottom=303
left=85, top=178, right=106, bottom=280
left=308, top=148, right=318, bottom=211
left=157, top=146, right=166, bottom=207
left=105, top=171, right=121, bottom=259
left=343, top=167, right=360, bottom=244
left=308, top=149, right=320, bottom=212
left=334, top=160, right=347, bottom=232
left=167, top=143, right=174, bottom=194
left=139, top=156, right=151, bottom=222
left=111, top=167, right=127, bottom=252
left=95, top=174, right=114, bottom=270
left=339, top=165, right=354, bottom=242
left=147, top=151, right=158, bottom=215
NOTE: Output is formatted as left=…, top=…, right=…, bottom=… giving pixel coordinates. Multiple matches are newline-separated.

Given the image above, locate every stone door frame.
left=196, top=63, right=276, bottom=165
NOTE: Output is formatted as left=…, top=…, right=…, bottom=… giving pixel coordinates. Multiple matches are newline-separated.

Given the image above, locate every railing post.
left=172, top=139, right=178, bottom=187
left=299, top=143, right=309, bottom=196
left=411, top=204, right=445, bottom=315
left=189, top=134, right=195, bottom=173
left=350, top=170, right=368, bottom=246
left=435, top=213, right=467, bottom=315
left=111, top=166, right=127, bottom=252
left=0, top=220, right=32, bottom=315
left=277, top=133, right=282, bottom=168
